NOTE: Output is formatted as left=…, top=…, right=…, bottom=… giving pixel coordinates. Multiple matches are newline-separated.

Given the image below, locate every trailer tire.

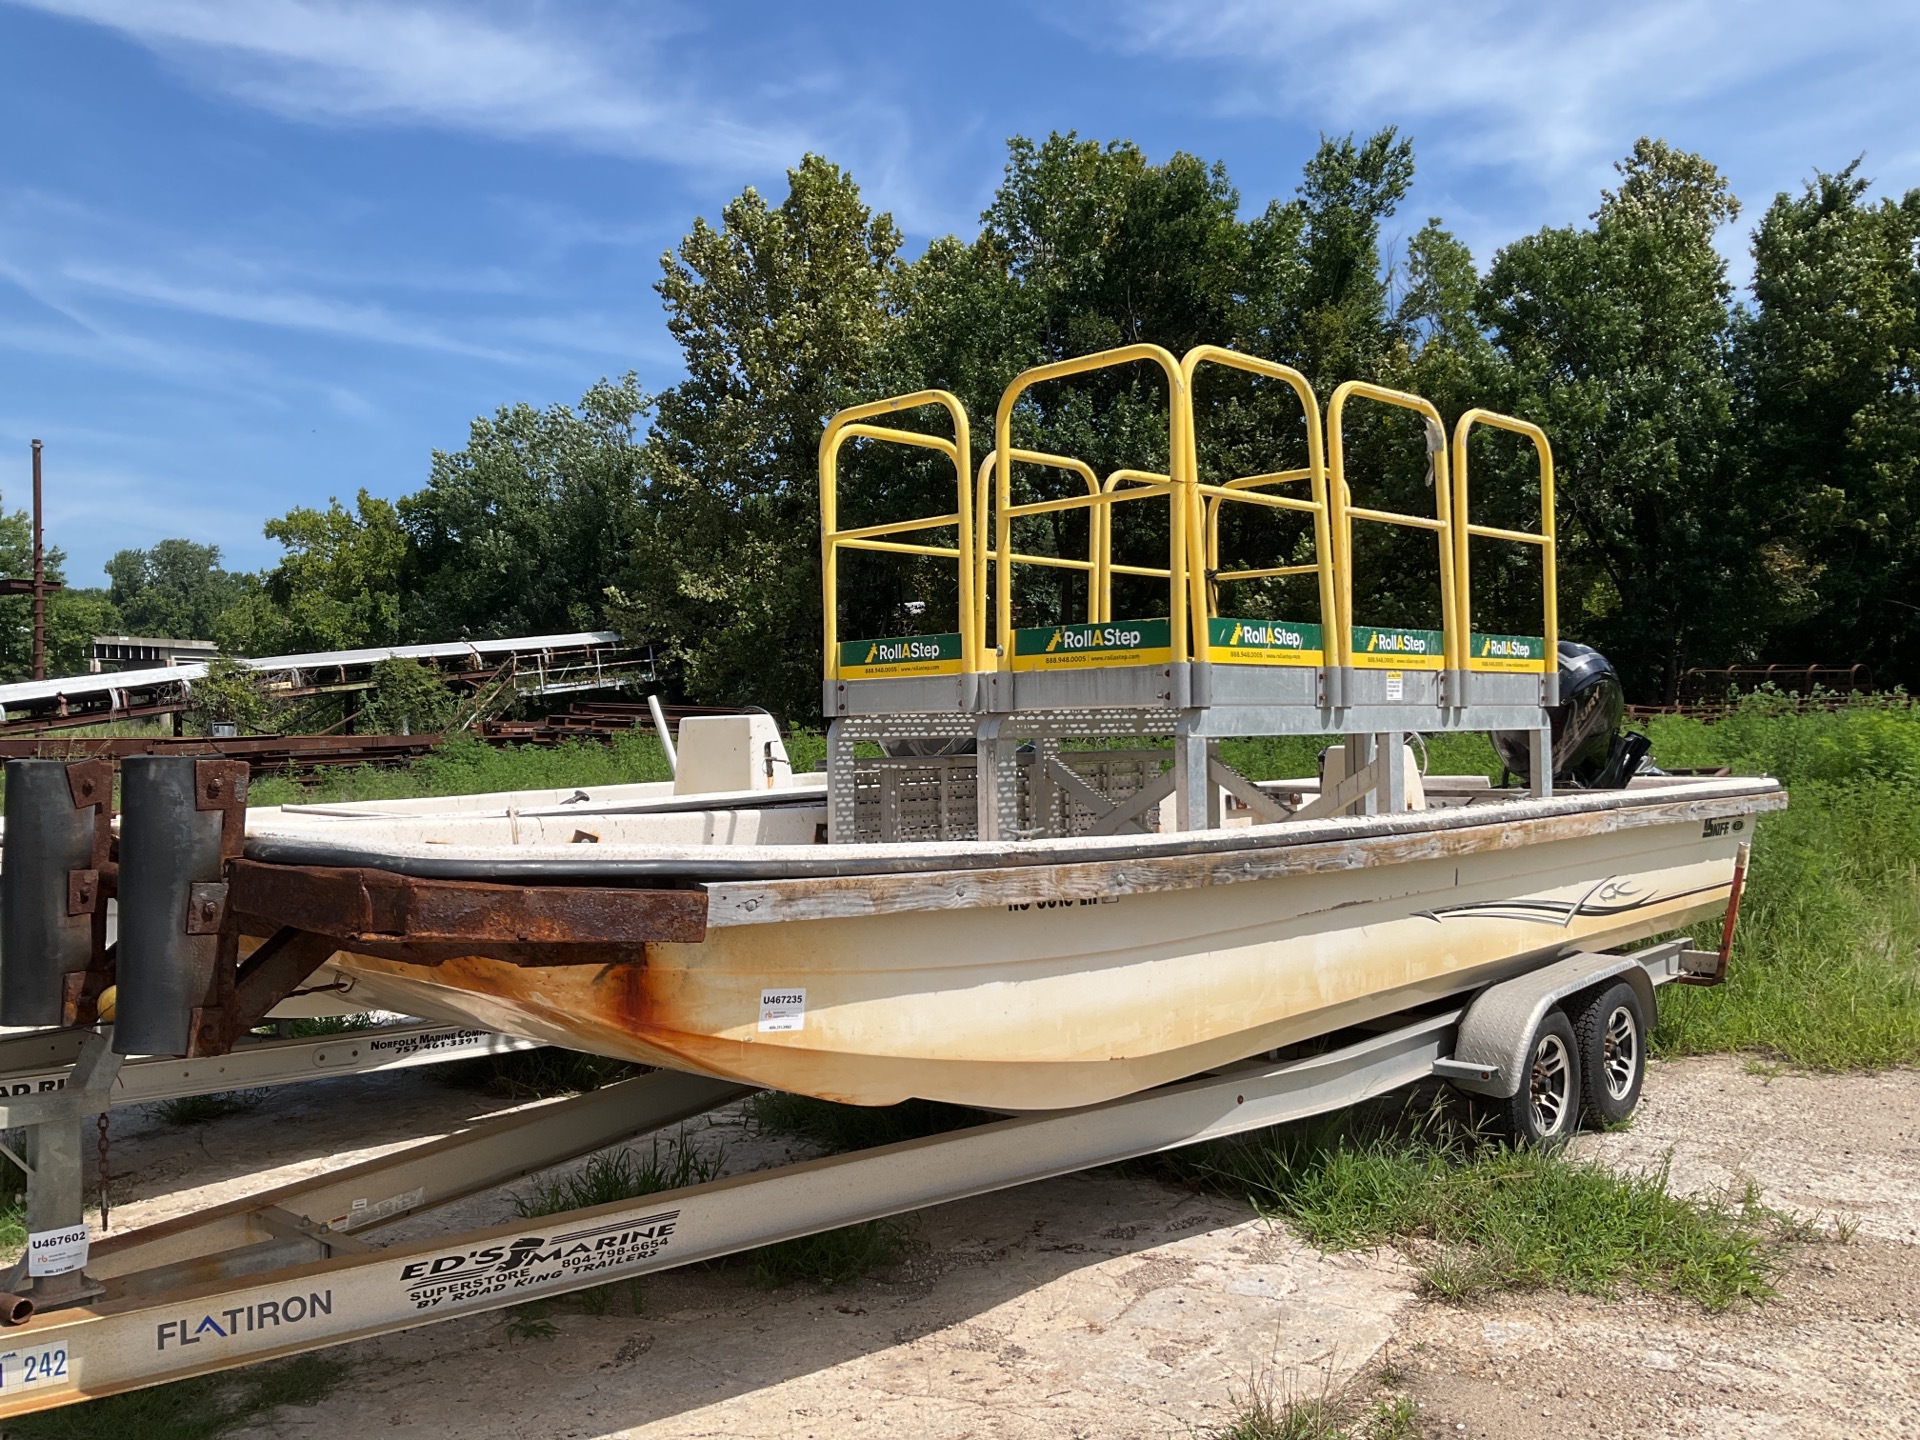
left=1574, top=981, right=1645, bottom=1127
left=1492, top=1010, right=1581, bottom=1148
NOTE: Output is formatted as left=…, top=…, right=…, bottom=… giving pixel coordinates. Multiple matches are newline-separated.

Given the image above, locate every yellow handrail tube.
left=977, top=448, right=1105, bottom=629
left=820, top=390, right=974, bottom=681
left=1450, top=409, right=1558, bottom=661
left=993, top=346, right=1189, bottom=663
left=1326, top=381, right=1460, bottom=672
left=1180, top=348, right=1335, bottom=658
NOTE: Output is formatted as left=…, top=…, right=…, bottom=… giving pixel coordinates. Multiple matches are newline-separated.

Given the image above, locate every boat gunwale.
left=703, top=782, right=1779, bottom=924
left=243, top=776, right=1786, bottom=887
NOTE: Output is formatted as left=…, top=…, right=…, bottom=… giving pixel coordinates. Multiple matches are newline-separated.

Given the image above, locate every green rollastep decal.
left=1012, top=618, right=1172, bottom=672
left=1206, top=617, right=1324, bottom=666
left=1469, top=632, right=1550, bottom=673
left=838, top=633, right=965, bottom=679
left=1349, top=625, right=1445, bottom=671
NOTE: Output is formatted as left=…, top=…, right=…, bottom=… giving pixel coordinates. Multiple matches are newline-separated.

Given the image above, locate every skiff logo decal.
left=397, top=1213, right=681, bottom=1311
left=156, top=1291, right=333, bottom=1351
left=1702, top=818, right=1746, bottom=838
left=1420, top=875, right=1735, bottom=929
left=1414, top=875, right=1727, bottom=928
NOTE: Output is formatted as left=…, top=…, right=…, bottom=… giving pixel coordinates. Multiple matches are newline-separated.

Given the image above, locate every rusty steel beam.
left=225, top=860, right=708, bottom=953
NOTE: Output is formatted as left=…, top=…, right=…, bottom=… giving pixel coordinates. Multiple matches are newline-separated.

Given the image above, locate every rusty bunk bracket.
left=223, top=859, right=709, bottom=966
left=173, top=760, right=254, bottom=1057
left=59, top=758, right=117, bottom=1027
left=187, top=927, right=341, bottom=1058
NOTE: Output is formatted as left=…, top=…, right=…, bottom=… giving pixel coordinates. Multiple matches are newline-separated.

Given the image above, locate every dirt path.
left=87, top=1055, right=1920, bottom=1439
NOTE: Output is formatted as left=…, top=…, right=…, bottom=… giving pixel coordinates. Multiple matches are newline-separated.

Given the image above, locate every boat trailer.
left=0, top=923, right=1729, bottom=1416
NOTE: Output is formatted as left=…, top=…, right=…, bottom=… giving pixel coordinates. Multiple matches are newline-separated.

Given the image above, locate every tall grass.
left=1642, top=696, right=1920, bottom=1068
left=1174, top=1096, right=1787, bottom=1313
left=245, top=730, right=675, bottom=807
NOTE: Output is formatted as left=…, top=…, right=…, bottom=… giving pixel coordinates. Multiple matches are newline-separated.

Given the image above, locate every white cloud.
left=61, top=260, right=526, bottom=361
left=10, top=0, right=810, bottom=170
left=1073, top=0, right=1919, bottom=204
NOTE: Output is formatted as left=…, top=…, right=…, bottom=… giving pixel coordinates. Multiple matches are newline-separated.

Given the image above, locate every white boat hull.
left=312, top=788, right=1773, bottom=1109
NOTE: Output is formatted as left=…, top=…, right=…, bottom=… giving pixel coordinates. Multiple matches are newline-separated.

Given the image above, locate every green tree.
left=104, top=539, right=256, bottom=643
left=0, top=496, right=74, bottom=679
left=46, top=587, right=123, bottom=676
left=405, top=376, right=649, bottom=642
left=1737, top=162, right=1920, bottom=683
left=1273, top=128, right=1417, bottom=381
left=615, top=156, right=902, bottom=719
left=184, top=654, right=273, bottom=735
left=259, top=490, right=407, bottom=652
left=1479, top=138, right=1750, bottom=698
left=360, top=657, right=457, bottom=735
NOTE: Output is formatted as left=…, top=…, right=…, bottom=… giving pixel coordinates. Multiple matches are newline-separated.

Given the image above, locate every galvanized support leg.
left=1528, top=723, right=1554, bottom=799
left=0, top=1027, right=123, bottom=1309
left=1170, top=713, right=1211, bottom=832
left=1348, top=733, right=1379, bottom=816
left=825, top=719, right=854, bottom=843
left=975, top=716, right=1020, bottom=842
left=1380, top=731, right=1408, bottom=815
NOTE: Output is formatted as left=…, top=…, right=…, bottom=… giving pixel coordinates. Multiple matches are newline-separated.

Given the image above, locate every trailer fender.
left=1433, top=951, right=1658, bottom=1098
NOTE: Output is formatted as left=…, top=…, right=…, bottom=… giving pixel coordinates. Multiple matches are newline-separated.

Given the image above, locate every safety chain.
left=95, top=1111, right=111, bottom=1233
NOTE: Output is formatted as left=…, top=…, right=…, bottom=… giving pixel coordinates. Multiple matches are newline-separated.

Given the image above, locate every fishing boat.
left=204, top=343, right=1782, bottom=1110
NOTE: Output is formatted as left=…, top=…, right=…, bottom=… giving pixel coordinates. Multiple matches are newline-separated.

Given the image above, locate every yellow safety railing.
left=973, top=448, right=1105, bottom=636
left=1182, top=347, right=1336, bottom=645
left=1326, top=381, right=1461, bottom=671
left=1095, top=470, right=1178, bottom=623
left=992, top=345, right=1191, bottom=663
left=1450, top=409, right=1557, bottom=669
left=819, top=390, right=975, bottom=681
left=820, top=357, right=1556, bottom=702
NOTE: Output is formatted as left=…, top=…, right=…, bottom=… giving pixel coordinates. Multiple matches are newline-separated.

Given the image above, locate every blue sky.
left=2, top=0, right=1916, bottom=584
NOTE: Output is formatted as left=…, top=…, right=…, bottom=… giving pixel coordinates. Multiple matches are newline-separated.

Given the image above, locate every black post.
left=114, top=757, right=229, bottom=1056
left=0, top=762, right=98, bottom=1025
left=30, top=439, right=44, bottom=682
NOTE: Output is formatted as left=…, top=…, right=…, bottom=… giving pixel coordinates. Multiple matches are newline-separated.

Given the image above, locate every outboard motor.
left=1492, top=641, right=1647, bottom=787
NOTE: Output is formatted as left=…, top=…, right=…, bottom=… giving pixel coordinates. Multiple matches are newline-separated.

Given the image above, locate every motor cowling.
left=1492, top=641, right=1629, bottom=785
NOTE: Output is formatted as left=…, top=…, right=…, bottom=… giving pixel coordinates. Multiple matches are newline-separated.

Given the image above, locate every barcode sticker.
left=27, top=1225, right=87, bottom=1277
left=759, top=988, right=806, bottom=1033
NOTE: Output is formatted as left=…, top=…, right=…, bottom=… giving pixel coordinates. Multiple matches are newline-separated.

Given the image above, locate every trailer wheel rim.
left=1529, top=1032, right=1572, bottom=1136
left=1602, top=1005, right=1639, bottom=1100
